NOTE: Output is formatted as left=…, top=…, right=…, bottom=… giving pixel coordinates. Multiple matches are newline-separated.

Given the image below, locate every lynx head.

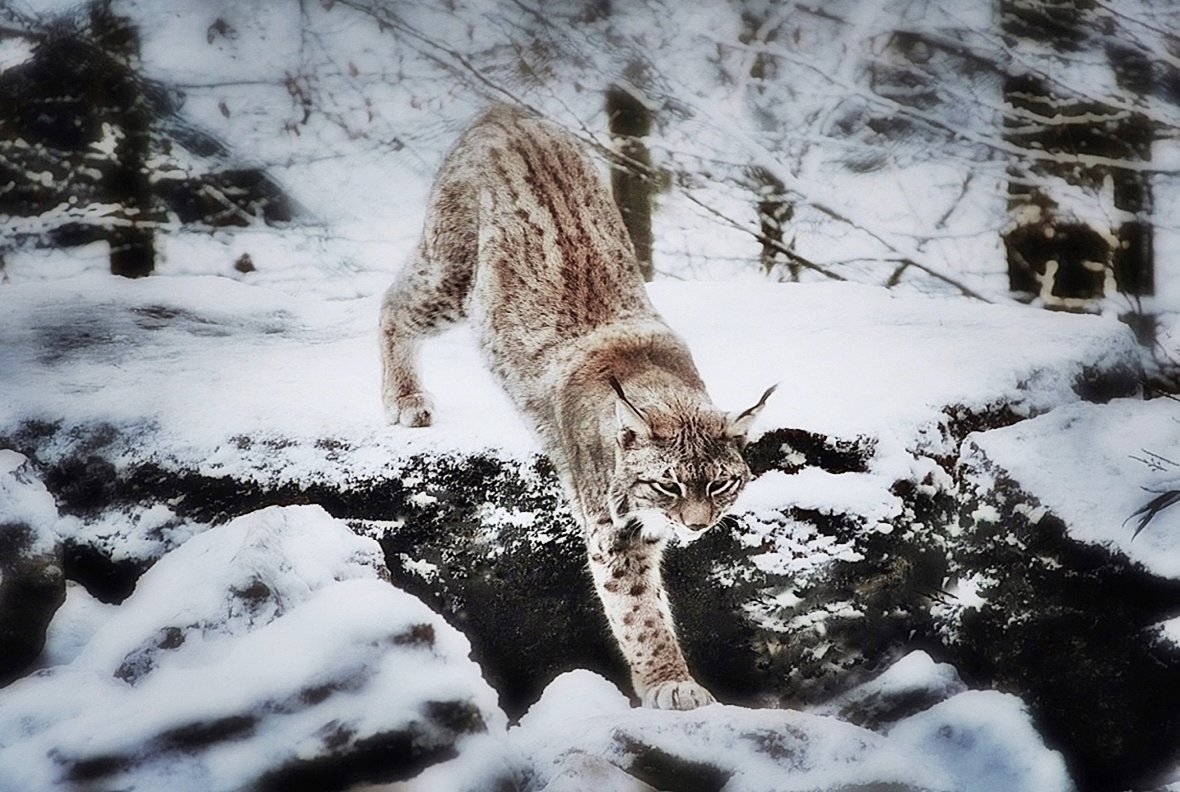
left=607, top=377, right=775, bottom=544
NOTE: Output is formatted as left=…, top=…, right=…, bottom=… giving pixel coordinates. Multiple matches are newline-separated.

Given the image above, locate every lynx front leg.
left=586, top=523, right=715, bottom=710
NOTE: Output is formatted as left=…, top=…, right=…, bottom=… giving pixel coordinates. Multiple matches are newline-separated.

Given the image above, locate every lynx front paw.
left=636, top=512, right=672, bottom=543
left=641, top=679, right=716, bottom=710
left=387, top=393, right=433, bottom=427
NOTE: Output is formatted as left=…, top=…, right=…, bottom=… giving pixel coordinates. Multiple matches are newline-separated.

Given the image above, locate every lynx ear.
left=609, top=376, right=651, bottom=447
left=727, top=384, right=777, bottom=440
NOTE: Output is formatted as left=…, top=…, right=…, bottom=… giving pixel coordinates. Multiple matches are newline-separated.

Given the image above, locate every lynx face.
left=606, top=379, right=770, bottom=544
left=609, top=420, right=751, bottom=543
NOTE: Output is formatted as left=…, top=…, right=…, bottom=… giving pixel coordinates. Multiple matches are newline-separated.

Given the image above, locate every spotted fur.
left=379, top=105, right=772, bottom=709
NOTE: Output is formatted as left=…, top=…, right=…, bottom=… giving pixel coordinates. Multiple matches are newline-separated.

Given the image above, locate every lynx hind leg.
left=379, top=255, right=469, bottom=428
left=379, top=290, right=430, bottom=427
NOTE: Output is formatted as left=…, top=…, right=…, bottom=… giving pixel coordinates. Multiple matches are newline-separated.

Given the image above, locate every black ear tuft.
left=609, top=375, right=652, bottom=443
left=727, top=383, right=777, bottom=440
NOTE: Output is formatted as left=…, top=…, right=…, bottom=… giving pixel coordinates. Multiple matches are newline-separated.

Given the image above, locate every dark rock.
left=621, top=740, right=729, bottom=792
left=44, top=454, right=118, bottom=517
left=67, top=754, right=133, bottom=783
left=114, top=626, right=187, bottom=683
left=810, top=650, right=967, bottom=730
left=0, top=453, right=66, bottom=686
left=369, top=454, right=633, bottom=716
left=0, top=525, right=65, bottom=685
left=353, top=452, right=791, bottom=714
left=158, top=715, right=257, bottom=750
left=257, top=731, right=459, bottom=792
left=234, top=252, right=256, bottom=273
left=947, top=468, right=1180, bottom=791
left=63, top=539, right=149, bottom=605
left=744, top=428, right=874, bottom=476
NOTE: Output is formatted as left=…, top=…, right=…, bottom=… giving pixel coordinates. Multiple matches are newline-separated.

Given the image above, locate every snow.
left=0, top=272, right=1139, bottom=490
left=0, top=37, right=33, bottom=72
left=37, top=581, right=119, bottom=668
left=741, top=468, right=902, bottom=524
left=0, top=269, right=533, bottom=477
left=0, top=450, right=60, bottom=557
left=399, top=665, right=1072, bottom=792
left=810, top=649, right=967, bottom=722
left=887, top=690, right=1073, bottom=792
left=0, top=252, right=1126, bottom=789
left=72, top=504, right=389, bottom=676
left=0, top=505, right=503, bottom=792
left=2, top=1, right=1176, bottom=785
left=961, top=397, right=1180, bottom=577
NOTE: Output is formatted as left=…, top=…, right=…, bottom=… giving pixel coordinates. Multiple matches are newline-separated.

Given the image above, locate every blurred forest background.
left=2, top=0, right=1179, bottom=345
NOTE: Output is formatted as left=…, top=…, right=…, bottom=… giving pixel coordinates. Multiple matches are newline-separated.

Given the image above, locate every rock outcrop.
left=4, top=275, right=1172, bottom=789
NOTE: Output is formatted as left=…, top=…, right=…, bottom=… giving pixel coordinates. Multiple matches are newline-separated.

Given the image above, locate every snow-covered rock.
left=885, top=690, right=1073, bottom=792
left=960, top=397, right=1180, bottom=577
left=0, top=505, right=503, bottom=792
left=403, top=665, right=1072, bottom=792
left=809, top=649, right=967, bottom=728
left=509, top=670, right=916, bottom=792
left=0, top=450, right=65, bottom=684
left=944, top=397, right=1180, bottom=788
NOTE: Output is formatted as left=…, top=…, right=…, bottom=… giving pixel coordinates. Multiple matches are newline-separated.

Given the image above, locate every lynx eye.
left=708, top=478, right=739, bottom=497
left=645, top=479, right=684, bottom=498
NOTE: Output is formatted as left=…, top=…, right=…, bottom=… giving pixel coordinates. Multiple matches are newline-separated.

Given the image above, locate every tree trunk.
left=95, top=3, right=155, bottom=278
left=751, top=167, right=795, bottom=280
left=1001, top=0, right=1153, bottom=310
left=606, top=85, right=654, bottom=281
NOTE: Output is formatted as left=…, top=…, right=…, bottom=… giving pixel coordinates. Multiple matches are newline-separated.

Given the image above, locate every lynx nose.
left=679, top=501, right=712, bottom=531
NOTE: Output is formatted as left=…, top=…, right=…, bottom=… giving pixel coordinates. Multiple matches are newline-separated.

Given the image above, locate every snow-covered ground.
left=0, top=268, right=1140, bottom=483
left=0, top=240, right=1167, bottom=790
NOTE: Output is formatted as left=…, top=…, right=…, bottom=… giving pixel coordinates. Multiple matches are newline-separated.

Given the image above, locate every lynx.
left=379, top=105, right=773, bottom=710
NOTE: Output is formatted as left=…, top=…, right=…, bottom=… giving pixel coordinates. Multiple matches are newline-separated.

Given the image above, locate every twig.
left=1125, top=489, right=1180, bottom=538
left=676, top=187, right=845, bottom=282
